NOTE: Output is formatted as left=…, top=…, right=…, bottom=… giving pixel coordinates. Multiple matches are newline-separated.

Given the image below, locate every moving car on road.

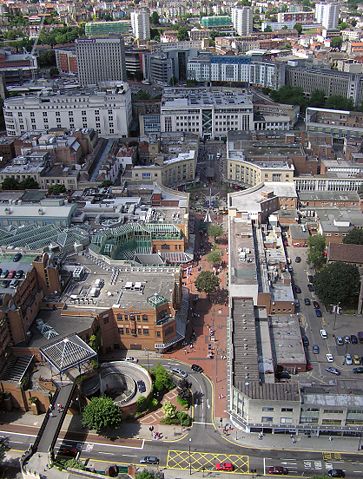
left=191, top=364, right=203, bottom=373
left=315, top=309, right=322, bottom=318
left=171, top=367, right=188, bottom=378
left=320, top=329, right=328, bottom=339
left=312, top=345, right=320, bottom=354
left=304, top=298, right=311, bottom=305
left=58, top=445, right=78, bottom=457
left=216, top=462, right=234, bottom=471
left=140, top=456, right=159, bottom=464
left=267, top=466, right=289, bottom=475
left=327, top=469, right=345, bottom=478
left=313, top=300, right=320, bottom=309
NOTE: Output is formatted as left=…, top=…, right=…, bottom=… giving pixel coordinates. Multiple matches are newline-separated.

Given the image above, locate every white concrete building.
left=231, top=6, right=253, bottom=36
left=315, top=3, right=340, bottom=30
left=160, top=88, right=253, bottom=140
left=131, top=9, right=150, bottom=41
left=3, top=83, right=132, bottom=138
left=75, top=37, right=127, bottom=87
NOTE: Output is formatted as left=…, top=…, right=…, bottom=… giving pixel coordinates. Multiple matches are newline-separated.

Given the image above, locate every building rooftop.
left=298, top=191, right=360, bottom=202
left=228, top=218, right=258, bottom=288
left=161, top=88, right=253, bottom=108
left=270, top=315, right=306, bottom=368
left=327, top=243, right=363, bottom=265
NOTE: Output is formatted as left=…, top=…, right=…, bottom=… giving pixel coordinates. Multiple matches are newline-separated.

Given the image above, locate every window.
left=156, top=331, right=161, bottom=337
left=262, top=407, right=274, bottom=412
left=117, top=314, right=123, bottom=321
left=281, top=408, right=293, bottom=412
left=261, top=417, right=273, bottom=423
left=143, top=329, right=149, bottom=335
left=118, top=327, right=124, bottom=334
left=323, top=409, right=344, bottom=414
left=142, top=315, right=148, bottom=322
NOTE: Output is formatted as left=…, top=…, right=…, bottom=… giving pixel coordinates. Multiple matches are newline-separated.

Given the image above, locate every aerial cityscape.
left=0, top=0, right=363, bottom=478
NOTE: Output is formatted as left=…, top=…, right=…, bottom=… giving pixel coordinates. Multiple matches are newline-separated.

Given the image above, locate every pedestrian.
left=329, top=436, right=333, bottom=441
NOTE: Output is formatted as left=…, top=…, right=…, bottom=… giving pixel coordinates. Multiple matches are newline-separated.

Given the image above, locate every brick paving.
left=165, top=214, right=229, bottom=420
left=139, top=388, right=188, bottom=425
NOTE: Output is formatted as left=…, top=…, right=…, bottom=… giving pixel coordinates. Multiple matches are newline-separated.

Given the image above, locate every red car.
left=216, top=462, right=234, bottom=471
left=268, top=466, right=289, bottom=475
left=58, top=445, right=78, bottom=457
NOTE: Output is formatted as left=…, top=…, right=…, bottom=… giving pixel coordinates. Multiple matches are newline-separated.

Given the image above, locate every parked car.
left=351, top=335, right=358, bottom=344
left=13, top=253, right=22, bottom=262
left=315, top=309, right=322, bottom=318
left=336, top=336, right=344, bottom=346
left=191, top=364, right=203, bottom=373
left=307, top=283, right=315, bottom=292
left=295, top=256, right=301, bottom=263
left=171, top=367, right=188, bottom=378
left=327, top=469, right=345, bottom=478
left=137, top=380, right=146, bottom=393
left=353, top=367, right=363, bottom=374
left=344, top=335, right=351, bottom=344
left=10, top=279, right=19, bottom=288
left=312, top=345, right=320, bottom=354
left=304, top=298, right=311, bottom=305
left=15, top=270, right=24, bottom=279
left=353, top=355, right=361, bottom=365
left=313, top=300, right=320, bottom=309
left=320, top=329, right=328, bottom=339
left=302, top=336, right=309, bottom=347
left=140, top=456, right=159, bottom=464
left=294, top=285, right=301, bottom=294
left=58, top=445, right=78, bottom=457
left=308, top=275, right=315, bottom=283
left=1, top=281, right=9, bottom=288
left=267, top=466, right=288, bottom=475
left=124, top=356, right=138, bottom=363
left=7, top=270, right=15, bottom=280
left=345, top=354, right=353, bottom=365
left=326, top=367, right=341, bottom=376
left=0, top=270, right=8, bottom=279
left=326, top=353, right=334, bottom=362
left=216, top=462, right=234, bottom=471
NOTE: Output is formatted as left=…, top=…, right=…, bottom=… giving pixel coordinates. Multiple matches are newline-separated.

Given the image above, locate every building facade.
left=315, top=3, right=340, bottom=29
left=3, top=83, right=132, bottom=137
left=160, top=88, right=254, bottom=140
left=130, top=9, right=150, bottom=41
left=231, top=7, right=253, bottom=36
left=84, top=21, right=131, bottom=37
left=75, top=37, right=127, bottom=87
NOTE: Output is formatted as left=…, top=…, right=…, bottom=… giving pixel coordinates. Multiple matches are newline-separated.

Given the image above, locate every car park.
left=216, top=462, right=234, bottom=471
left=13, top=253, right=22, bottom=262
left=336, top=336, right=344, bottom=346
left=345, top=354, right=353, bottom=365
left=137, top=380, right=146, bottom=393
left=294, top=285, right=301, bottom=294
left=315, top=309, right=322, bottom=318
left=326, top=353, right=334, bottom=362
left=304, top=298, right=311, bottom=305
left=326, top=367, right=341, bottom=376
left=327, top=469, right=345, bottom=478
left=353, top=355, right=361, bottom=365
left=353, top=367, right=363, bottom=374
left=320, top=329, right=328, bottom=339
left=171, top=367, right=188, bottom=378
left=191, top=364, right=203, bottom=373
left=351, top=335, right=358, bottom=344
left=312, top=345, right=320, bottom=354
left=313, top=300, right=320, bottom=309
left=140, top=456, right=159, bottom=464
left=267, top=466, right=288, bottom=475
left=307, top=283, right=315, bottom=292
left=295, top=257, right=301, bottom=263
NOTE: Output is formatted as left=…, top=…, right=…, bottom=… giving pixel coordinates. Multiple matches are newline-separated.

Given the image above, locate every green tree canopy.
left=152, top=364, right=174, bottom=393
left=21, top=178, right=39, bottom=189
left=162, top=400, right=177, bottom=419
left=208, top=224, right=223, bottom=239
left=331, top=36, right=343, bottom=49
left=264, top=25, right=272, bottom=32
left=325, top=95, right=354, bottom=110
left=207, top=249, right=222, bottom=265
left=309, top=90, right=326, bottom=107
left=195, top=271, right=220, bottom=294
left=136, top=471, right=157, bottom=479
left=150, top=11, right=160, bottom=25
left=270, top=85, right=305, bottom=107
left=177, top=26, right=189, bottom=41
left=136, top=396, right=148, bottom=413
left=315, top=262, right=360, bottom=306
left=294, top=23, right=303, bottom=34
left=307, top=234, right=326, bottom=269
left=2, top=178, right=19, bottom=190
left=82, top=396, right=122, bottom=433
left=48, top=184, right=66, bottom=195
left=343, top=228, right=363, bottom=245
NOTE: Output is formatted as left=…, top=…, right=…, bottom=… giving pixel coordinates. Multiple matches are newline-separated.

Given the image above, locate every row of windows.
left=117, top=314, right=149, bottom=321
left=118, top=327, right=156, bottom=336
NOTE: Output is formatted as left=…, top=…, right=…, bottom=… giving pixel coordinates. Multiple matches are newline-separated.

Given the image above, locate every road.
left=90, top=138, right=114, bottom=182
left=3, top=357, right=363, bottom=477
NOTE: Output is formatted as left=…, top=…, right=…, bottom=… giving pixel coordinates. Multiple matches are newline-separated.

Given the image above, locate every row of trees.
left=270, top=86, right=356, bottom=112
left=2, top=177, right=39, bottom=190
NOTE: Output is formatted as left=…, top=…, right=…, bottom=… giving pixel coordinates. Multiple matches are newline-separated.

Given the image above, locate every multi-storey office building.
left=130, top=9, right=150, bottom=41
left=75, top=37, right=127, bottom=87
left=306, top=107, right=363, bottom=138
left=3, top=83, right=132, bottom=137
left=231, top=7, right=253, bottom=36
left=315, top=3, right=340, bottom=29
left=160, top=88, right=253, bottom=140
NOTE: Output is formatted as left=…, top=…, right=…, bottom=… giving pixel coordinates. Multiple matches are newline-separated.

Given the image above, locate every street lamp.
left=188, top=438, right=192, bottom=475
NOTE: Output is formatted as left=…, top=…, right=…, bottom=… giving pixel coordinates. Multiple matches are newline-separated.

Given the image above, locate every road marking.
left=353, top=471, right=363, bottom=473
left=206, top=399, right=210, bottom=409
left=59, top=438, right=145, bottom=450
left=193, top=422, right=214, bottom=425
left=101, top=452, right=114, bottom=456
left=0, top=430, right=36, bottom=438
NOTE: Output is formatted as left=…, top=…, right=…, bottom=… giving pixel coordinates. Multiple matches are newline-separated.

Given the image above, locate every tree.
left=264, top=25, right=272, bottom=32
left=176, top=410, right=192, bottom=426
left=195, top=271, right=220, bottom=294
left=294, top=23, right=303, bottom=34
left=307, top=234, right=326, bottom=269
left=309, top=90, right=326, bottom=107
left=20, top=178, right=39, bottom=189
left=152, top=364, right=174, bottom=393
left=162, top=401, right=177, bottom=419
left=315, top=262, right=360, bottom=306
left=338, top=21, right=348, bottom=30
left=101, top=180, right=113, bottom=187
left=136, top=472, right=157, bottom=479
left=270, top=85, right=305, bottom=107
left=82, top=396, right=122, bottom=433
left=150, top=28, right=160, bottom=41
left=2, top=178, right=19, bottom=190
left=177, top=26, right=189, bottom=41
left=207, top=249, right=222, bottom=265
left=136, top=396, right=148, bottom=413
left=208, top=224, right=223, bottom=239
left=330, top=36, right=343, bottom=49
left=150, top=11, right=160, bottom=25
left=49, top=67, right=59, bottom=78
left=325, top=95, right=354, bottom=111
left=343, top=228, right=363, bottom=245
left=48, top=184, right=66, bottom=195
left=37, top=50, right=56, bottom=68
